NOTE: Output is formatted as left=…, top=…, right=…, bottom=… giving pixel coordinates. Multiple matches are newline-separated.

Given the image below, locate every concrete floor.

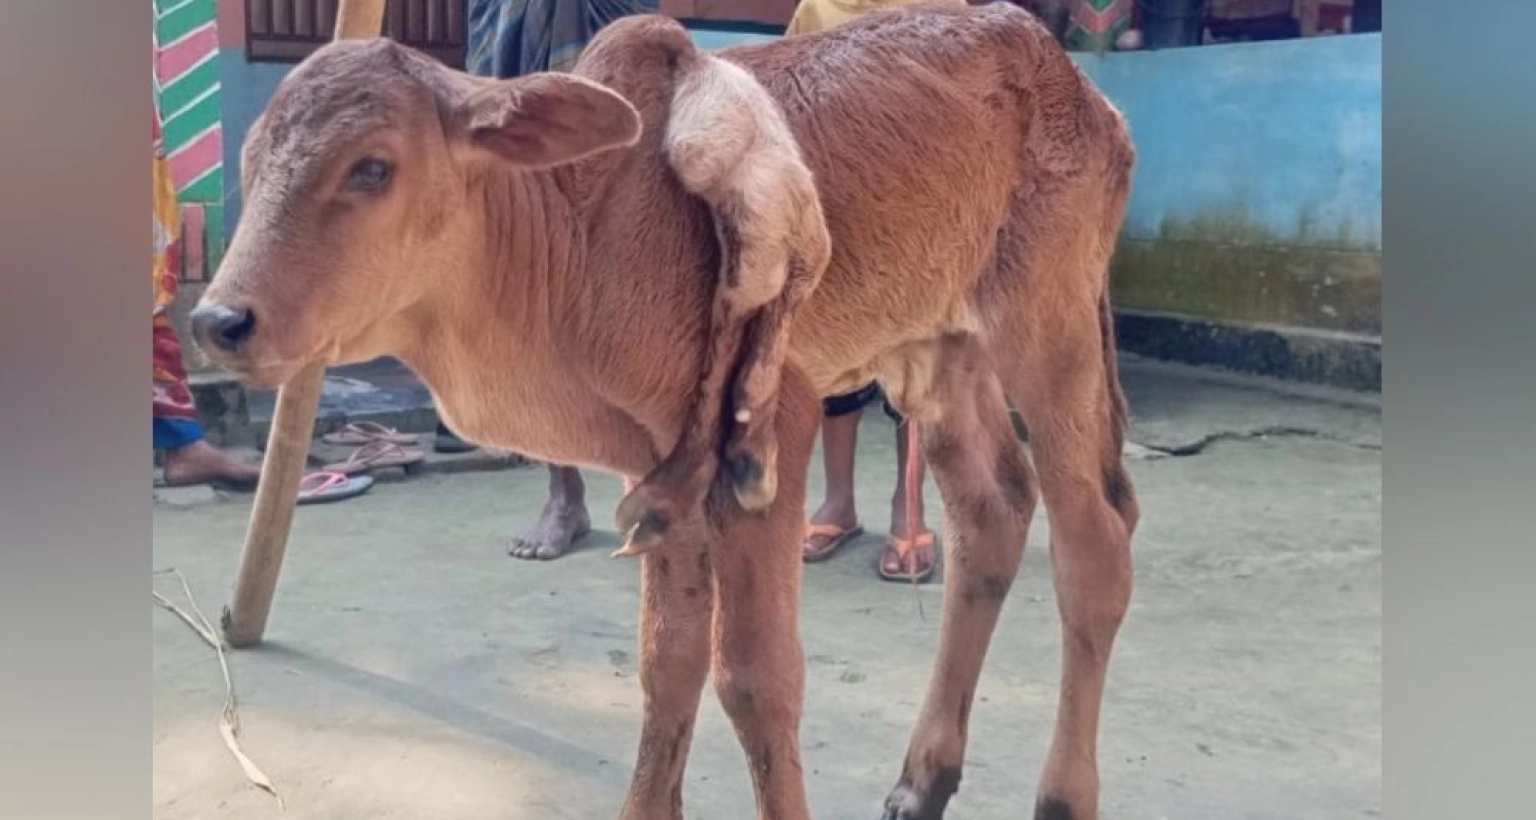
left=152, top=362, right=1381, bottom=820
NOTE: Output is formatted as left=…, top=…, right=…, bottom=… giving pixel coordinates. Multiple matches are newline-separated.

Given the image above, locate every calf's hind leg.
left=881, top=338, right=1037, bottom=820
left=991, top=303, right=1137, bottom=820
left=987, top=136, right=1139, bottom=818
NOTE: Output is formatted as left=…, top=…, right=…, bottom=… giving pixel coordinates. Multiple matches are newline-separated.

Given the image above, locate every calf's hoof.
left=880, top=770, right=960, bottom=820
left=726, top=448, right=777, bottom=512
left=612, top=486, right=671, bottom=557
left=612, top=512, right=668, bottom=558
left=1033, top=796, right=1086, bottom=820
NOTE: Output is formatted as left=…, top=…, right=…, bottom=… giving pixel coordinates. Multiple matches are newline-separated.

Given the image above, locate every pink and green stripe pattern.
left=154, top=0, right=223, bottom=204
left=1066, top=0, right=1133, bottom=52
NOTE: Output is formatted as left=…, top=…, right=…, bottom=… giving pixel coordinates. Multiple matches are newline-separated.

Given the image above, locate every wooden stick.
left=221, top=0, right=389, bottom=648
left=335, top=0, right=390, bottom=40
left=221, top=363, right=324, bottom=647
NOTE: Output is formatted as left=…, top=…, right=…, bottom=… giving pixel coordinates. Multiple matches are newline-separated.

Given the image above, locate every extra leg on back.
left=614, top=49, right=829, bottom=554
left=612, top=255, right=753, bottom=556
left=721, top=213, right=822, bottom=511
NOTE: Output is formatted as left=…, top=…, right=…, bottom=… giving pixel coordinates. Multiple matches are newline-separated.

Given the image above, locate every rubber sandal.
left=297, top=471, right=374, bottom=505
left=322, top=440, right=425, bottom=475
left=878, top=531, right=938, bottom=583
left=433, top=424, right=477, bottom=454
left=802, top=521, right=864, bottom=563
left=321, top=421, right=420, bottom=446
left=208, top=474, right=260, bottom=493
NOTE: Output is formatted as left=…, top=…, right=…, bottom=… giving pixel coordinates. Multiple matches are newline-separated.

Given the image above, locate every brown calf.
left=193, top=6, right=1139, bottom=820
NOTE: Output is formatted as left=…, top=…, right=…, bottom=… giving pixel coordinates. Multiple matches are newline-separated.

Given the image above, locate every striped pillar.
left=153, top=0, right=224, bottom=279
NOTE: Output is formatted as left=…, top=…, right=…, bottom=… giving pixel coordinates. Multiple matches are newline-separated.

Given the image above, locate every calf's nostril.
left=190, top=304, right=258, bottom=353
left=219, top=307, right=257, bottom=348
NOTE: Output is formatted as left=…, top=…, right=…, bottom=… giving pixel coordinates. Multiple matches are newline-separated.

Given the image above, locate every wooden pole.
left=334, top=0, right=390, bottom=41
left=221, top=0, right=389, bottom=648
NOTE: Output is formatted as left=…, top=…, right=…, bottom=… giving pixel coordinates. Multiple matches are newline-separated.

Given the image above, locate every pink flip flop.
left=322, top=440, right=425, bottom=475
left=297, top=471, right=374, bottom=505
left=320, top=421, right=420, bottom=446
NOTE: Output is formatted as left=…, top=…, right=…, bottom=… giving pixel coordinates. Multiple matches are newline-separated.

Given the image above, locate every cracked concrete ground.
left=152, top=360, right=1381, bottom=820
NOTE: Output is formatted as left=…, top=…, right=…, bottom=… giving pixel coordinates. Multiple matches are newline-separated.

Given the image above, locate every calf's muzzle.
left=189, top=303, right=257, bottom=354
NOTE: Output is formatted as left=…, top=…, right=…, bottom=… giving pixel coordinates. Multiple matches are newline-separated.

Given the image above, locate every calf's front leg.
left=619, top=482, right=715, bottom=820
left=708, top=366, right=821, bottom=820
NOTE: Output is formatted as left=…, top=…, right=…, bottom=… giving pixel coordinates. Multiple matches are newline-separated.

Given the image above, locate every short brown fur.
left=197, top=7, right=1140, bottom=820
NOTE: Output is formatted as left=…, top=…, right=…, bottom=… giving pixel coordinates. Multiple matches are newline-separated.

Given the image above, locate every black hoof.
left=1033, top=796, right=1077, bottom=820
left=620, top=508, right=669, bottom=553
left=726, top=450, right=762, bottom=487
left=726, top=451, right=776, bottom=511
left=614, top=483, right=667, bottom=533
left=880, top=769, right=960, bottom=820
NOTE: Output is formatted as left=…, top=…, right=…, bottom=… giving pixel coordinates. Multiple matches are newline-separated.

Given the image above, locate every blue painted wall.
left=688, top=29, right=776, bottom=50
left=220, top=53, right=288, bottom=232
left=1075, top=34, right=1381, bottom=250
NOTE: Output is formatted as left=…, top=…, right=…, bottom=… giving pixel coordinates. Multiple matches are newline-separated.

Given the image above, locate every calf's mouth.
left=188, top=297, right=325, bottom=389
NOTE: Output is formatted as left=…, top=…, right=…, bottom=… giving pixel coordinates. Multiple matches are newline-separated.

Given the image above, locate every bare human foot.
left=508, top=465, right=591, bottom=560
left=163, top=440, right=261, bottom=490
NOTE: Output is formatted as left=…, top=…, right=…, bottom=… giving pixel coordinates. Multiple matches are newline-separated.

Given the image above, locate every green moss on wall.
left=1147, top=207, right=1379, bottom=253
left=1111, top=239, right=1381, bottom=336
left=1112, top=207, right=1381, bottom=336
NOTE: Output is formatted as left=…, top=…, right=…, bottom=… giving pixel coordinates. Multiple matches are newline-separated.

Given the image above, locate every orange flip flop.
left=878, top=531, right=938, bottom=583
left=802, top=522, right=864, bottom=563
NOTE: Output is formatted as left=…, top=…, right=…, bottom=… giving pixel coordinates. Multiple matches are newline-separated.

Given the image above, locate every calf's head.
left=192, top=38, right=641, bottom=387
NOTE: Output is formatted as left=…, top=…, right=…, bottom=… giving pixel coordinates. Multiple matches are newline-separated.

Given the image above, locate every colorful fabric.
left=468, top=0, right=659, bottom=78
left=152, top=107, right=200, bottom=430
left=1064, top=0, right=1132, bottom=52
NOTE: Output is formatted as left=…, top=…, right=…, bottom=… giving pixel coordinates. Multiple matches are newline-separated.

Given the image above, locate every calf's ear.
left=458, top=73, right=642, bottom=169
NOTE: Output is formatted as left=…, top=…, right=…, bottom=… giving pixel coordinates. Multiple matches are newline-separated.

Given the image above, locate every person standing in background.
left=787, top=0, right=971, bottom=583
left=788, top=0, right=963, bottom=36
left=154, top=107, right=261, bottom=489
left=791, top=0, right=1073, bottom=581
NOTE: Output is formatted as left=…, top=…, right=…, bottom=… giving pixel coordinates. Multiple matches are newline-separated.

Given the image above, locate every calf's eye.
left=346, top=158, right=393, bottom=192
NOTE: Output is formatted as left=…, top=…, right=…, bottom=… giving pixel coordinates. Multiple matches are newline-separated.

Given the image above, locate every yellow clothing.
left=152, top=115, right=180, bottom=317
left=786, top=0, right=967, bottom=37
